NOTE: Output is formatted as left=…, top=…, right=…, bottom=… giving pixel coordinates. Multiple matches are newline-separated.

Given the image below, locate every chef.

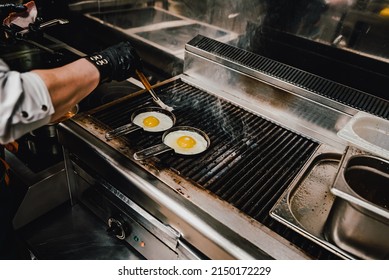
left=0, top=3, right=143, bottom=257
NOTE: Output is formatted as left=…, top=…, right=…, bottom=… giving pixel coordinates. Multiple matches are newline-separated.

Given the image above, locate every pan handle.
left=133, top=143, right=173, bottom=161
left=105, top=123, right=140, bottom=140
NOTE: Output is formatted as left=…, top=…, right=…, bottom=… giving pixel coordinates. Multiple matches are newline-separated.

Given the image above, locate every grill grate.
left=189, top=35, right=389, bottom=119
left=91, top=79, right=339, bottom=259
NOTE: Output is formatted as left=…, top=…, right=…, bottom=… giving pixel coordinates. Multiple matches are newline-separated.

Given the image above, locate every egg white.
left=132, top=111, right=174, bottom=132
left=163, top=130, right=208, bottom=155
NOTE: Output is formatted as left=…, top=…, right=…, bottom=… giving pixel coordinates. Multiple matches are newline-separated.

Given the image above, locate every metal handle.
left=16, top=18, right=69, bottom=37
left=135, top=69, right=159, bottom=101
left=105, top=123, right=140, bottom=140
left=133, top=143, right=173, bottom=161
left=39, top=18, right=69, bottom=29
left=135, top=69, right=173, bottom=111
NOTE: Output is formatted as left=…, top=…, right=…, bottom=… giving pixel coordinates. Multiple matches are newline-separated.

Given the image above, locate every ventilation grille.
left=188, top=35, right=389, bottom=119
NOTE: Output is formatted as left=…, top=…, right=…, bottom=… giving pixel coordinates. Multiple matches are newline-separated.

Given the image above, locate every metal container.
left=324, top=146, right=389, bottom=259
left=337, top=111, right=389, bottom=160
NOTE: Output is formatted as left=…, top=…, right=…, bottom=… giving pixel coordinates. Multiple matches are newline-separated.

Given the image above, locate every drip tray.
left=270, top=144, right=355, bottom=259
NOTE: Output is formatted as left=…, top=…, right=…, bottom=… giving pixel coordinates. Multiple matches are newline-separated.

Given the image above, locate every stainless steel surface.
left=85, top=6, right=238, bottom=59
left=184, top=38, right=354, bottom=150
left=19, top=203, right=145, bottom=260
left=324, top=146, right=389, bottom=259
left=184, top=35, right=389, bottom=119
left=72, top=164, right=199, bottom=260
left=4, top=150, right=69, bottom=230
left=13, top=167, right=68, bottom=230
left=270, top=144, right=354, bottom=259
left=337, top=111, right=389, bottom=160
left=63, top=147, right=80, bottom=206
left=258, top=0, right=389, bottom=63
left=330, top=6, right=389, bottom=63
left=75, top=0, right=389, bottom=63
left=68, top=0, right=137, bottom=11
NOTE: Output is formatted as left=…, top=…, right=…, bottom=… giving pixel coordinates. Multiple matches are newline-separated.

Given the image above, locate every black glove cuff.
left=85, top=54, right=112, bottom=84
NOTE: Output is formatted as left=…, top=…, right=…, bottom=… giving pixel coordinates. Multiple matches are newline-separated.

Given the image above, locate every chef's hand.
left=0, top=3, right=27, bottom=25
left=85, top=41, right=142, bottom=84
left=0, top=3, right=27, bottom=16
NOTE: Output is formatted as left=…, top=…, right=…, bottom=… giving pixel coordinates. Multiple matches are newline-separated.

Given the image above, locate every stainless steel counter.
left=18, top=203, right=144, bottom=260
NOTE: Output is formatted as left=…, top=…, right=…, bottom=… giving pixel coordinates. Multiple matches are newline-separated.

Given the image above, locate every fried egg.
left=163, top=130, right=208, bottom=155
left=132, top=111, right=174, bottom=132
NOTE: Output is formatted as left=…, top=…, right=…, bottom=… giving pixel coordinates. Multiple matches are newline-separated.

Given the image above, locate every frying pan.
left=105, top=107, right=176, bottom=140
left=133, top=126, right=210, bottom=161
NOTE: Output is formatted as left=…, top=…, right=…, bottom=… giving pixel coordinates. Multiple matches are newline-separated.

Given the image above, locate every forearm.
left=32, top=58, right=100, bottom=122
left=0, top=65, right=53, bottom=144
left=0, top=40, right=138, bottom=144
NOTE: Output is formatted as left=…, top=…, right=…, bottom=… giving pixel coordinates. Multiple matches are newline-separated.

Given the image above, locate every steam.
left=214, top=98, right=248, bottom=141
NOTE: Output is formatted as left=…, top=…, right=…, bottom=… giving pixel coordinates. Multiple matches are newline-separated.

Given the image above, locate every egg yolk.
left=143, top=116, right=160, bottom=127
left=177, top=136, right=196, bottom=149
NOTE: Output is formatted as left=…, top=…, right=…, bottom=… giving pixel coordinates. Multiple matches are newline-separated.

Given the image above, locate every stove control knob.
left=107, top=217, right=127, bottom=240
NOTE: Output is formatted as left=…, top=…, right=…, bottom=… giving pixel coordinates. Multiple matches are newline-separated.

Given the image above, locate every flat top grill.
left=86, top=79, right=338, bottom=259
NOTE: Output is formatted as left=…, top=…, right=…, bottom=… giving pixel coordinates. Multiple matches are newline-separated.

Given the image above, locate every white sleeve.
left=0, top=60, right=55, bottom=144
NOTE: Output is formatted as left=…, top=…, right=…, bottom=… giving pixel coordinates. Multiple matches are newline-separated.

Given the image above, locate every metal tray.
left=88, top=7, right=182, bottom=29
left=86, top=7, right=238, bottom=59
left=270, top=144, right=355, bottom=259
left=325, top=146, right=389, bottom=259
left=337, top=111, right=389, bottom=160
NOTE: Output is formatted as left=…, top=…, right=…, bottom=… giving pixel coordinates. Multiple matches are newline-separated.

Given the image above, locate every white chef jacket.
left=0, top=59, right=54, bottom=144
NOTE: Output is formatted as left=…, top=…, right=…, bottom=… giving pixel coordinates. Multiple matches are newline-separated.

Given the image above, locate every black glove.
left=85, top=41, right=142, bottom=84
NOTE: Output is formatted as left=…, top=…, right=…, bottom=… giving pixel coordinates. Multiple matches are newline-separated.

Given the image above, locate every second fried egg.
left=132, top=111, right=174, bottom=132
left=163, top=130, right=208, bottom=155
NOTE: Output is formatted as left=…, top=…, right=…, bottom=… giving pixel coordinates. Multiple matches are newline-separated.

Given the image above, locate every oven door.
left=64, top=149, right=204, bottom=260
